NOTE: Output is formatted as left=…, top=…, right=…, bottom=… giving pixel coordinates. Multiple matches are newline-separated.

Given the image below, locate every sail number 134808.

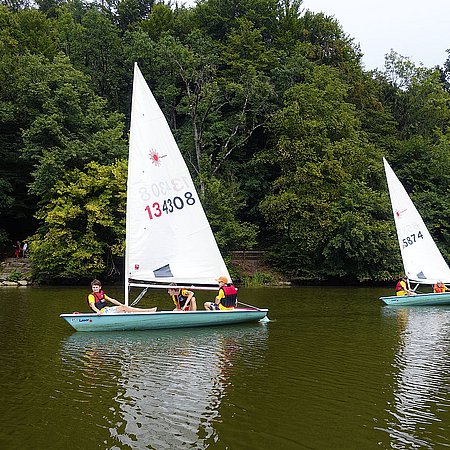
left=145, top=192, right=196, bottom=220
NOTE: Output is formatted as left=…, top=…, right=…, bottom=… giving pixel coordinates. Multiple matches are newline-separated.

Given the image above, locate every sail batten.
left=383, top=158, right=450, bottom=284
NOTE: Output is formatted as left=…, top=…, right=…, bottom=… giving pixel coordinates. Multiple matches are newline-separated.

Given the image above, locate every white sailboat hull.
left=60, top=309, right=269, bottom=332
left=380, top=292, right=450, bottom=306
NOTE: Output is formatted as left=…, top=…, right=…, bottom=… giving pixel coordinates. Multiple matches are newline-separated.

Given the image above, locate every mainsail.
left=125, top=63, right=230, bottom=294
left=383, top=157, right=450, bottom=284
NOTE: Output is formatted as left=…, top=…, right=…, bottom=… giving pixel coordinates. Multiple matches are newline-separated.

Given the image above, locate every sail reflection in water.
left=382, top=307, right=450, bottom=448
left=60, top=324, right=268, bottom=448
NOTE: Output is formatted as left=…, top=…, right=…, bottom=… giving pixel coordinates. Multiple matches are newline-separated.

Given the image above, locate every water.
left=1, top=286, right=450, bottom=449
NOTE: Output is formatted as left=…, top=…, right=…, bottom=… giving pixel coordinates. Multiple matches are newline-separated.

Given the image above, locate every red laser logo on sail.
left=395, top=208, right=407, bottom=218
left=149, top=149, right=167, bottom=166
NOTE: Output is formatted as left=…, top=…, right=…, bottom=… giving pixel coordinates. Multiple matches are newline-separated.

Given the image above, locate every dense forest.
left=1, top=0, right=450, bottom=284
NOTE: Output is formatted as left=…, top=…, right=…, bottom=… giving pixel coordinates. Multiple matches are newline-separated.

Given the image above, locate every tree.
left=0, top=6, right=60, bottom=245
left=261, top=65, right=397, bottom=281
left=298, top=10, right=362, bottom=67
left=116, top=0, right=154, bottom=30
left=29, top=160, right=126, bottom=282
left=18, top=54, right=127, bottom=200
left=193, top=0, right=279, bottom=42
left=376, top=51, right=450, bottom=139
left=55, top=4, right=126, bottom=110
left=202, top=176, right=258, bottom=252
left=137, top=2, right=174, bottom=41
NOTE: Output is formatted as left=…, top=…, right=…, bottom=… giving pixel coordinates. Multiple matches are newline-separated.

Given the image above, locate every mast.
left=124, top=62, right=140, bottom=306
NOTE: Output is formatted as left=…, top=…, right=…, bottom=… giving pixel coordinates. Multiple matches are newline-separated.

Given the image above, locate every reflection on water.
left=5, top=286, right=450, bottom=448
left=61, top=324, right=268, bottom=449
left=382, top=306, right=450, bottom=449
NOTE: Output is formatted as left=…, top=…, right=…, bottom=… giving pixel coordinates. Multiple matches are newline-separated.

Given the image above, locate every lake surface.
left=1, top=285, right=450, bottom=449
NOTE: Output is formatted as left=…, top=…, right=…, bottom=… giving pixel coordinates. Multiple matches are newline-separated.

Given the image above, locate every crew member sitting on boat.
left=87, top=279, right=157, bottom=315
left=167, top=283, right=197, bottom=311
left=395, top=276, right=416, bottom=296
left=433, top=280, right=449, bottom=293
left=204, top=276, right=238, bottom=311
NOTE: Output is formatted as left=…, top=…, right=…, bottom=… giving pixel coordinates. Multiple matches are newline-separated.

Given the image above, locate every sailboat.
left=60, top=64, right=268, bottom=331
left=380, top=157, right=450, bottom=306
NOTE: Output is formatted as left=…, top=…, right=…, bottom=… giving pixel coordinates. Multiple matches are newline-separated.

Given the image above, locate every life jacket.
left=172, top=289, right=189, bottom=308
left=87, top=290, right=108, bottom=311
left=219, top=284, right=238, bottom=307
left=395, top=280, right=406, bottom=292
left=434, top=284, right=447, bottom=293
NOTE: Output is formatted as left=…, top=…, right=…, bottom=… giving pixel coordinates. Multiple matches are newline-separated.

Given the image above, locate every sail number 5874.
left=402, top=231, right=423, bottom=249
left=145, top=192, right=195, bottom=220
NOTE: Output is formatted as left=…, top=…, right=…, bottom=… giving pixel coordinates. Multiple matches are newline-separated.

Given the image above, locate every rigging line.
left=237, top=301, right=260, bottom=310
left=130, top=287, right=149, bottom=306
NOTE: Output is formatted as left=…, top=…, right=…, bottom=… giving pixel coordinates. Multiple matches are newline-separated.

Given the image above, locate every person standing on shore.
left=22, top=241, right=28, bottom=258
left=14, top=241, right=22, bottom=258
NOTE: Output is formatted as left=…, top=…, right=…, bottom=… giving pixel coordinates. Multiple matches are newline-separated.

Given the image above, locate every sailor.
left=433, top=280, right=449, bottom=293
left=395, top=276, right=415, bottom=296
left=167, top=283, right=197, bottom=311
left=204, top=276, right=238, bottom=310
left=87, top=279, right=157, bottom=314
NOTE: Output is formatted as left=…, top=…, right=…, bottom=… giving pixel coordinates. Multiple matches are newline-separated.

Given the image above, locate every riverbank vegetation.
left=1, top=0, right=450, bottom=284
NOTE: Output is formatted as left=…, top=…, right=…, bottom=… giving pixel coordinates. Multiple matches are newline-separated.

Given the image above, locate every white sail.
left=125, top=63, right=230, bottom=291
left=383, top=157, right=450, bottom=284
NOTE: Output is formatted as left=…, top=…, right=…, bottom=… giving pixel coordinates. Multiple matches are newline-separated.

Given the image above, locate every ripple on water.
left=59, top=324, right=269, bottom=449
left=382, top=307, right=450, bottom=448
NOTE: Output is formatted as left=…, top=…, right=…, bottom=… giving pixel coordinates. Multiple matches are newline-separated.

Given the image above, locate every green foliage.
left=1, top=0, right=450, bottom=283
left=321, top=182, right=400, bottom=281
left=261, top=64, right=400, bottom=281
left=138, top=3, right=174, bottom=40
left=298, top=10, right=362, bottom=67
left=242, top=272, right=274, bottom=287
left=18, top=54, right=127, bottom=200
left=56, top=6, right=126, bottom=110
left=202, top=176, right=258, bottom=252
left=0, top=177, right=14, bottom=246
left=29, top=160, right=126, bottom=282
left=193, top=0, right=279, bottom=42
left=0, top=6, right=58, bottom=58
left=376, top=51, right=450, bottom=139
left=7, top=270, right=22, bottom=282
left=116, top=0, right=154, bottom=31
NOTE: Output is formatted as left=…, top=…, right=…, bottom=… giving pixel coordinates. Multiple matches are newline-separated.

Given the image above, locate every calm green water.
left=1, top=286, right=450, bottom=449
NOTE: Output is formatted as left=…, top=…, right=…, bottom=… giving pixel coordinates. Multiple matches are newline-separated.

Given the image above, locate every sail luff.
left=124, top=62, right=140, bottom=305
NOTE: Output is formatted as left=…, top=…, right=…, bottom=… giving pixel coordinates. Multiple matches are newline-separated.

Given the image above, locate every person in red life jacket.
left=87, top=279, right=157, bottom=315
left=167, top=283, right=197, bottom=311
left=395, top=276, right=416, bottom=296
left=433, top=280, right=449, bottom=293
left=204, top=276, right=238, bottom=311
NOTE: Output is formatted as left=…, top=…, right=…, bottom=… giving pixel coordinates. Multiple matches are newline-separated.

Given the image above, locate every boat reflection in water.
left=382, top=306, right=450, bottom=448
left=60, top=323, right=268, bottom=448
